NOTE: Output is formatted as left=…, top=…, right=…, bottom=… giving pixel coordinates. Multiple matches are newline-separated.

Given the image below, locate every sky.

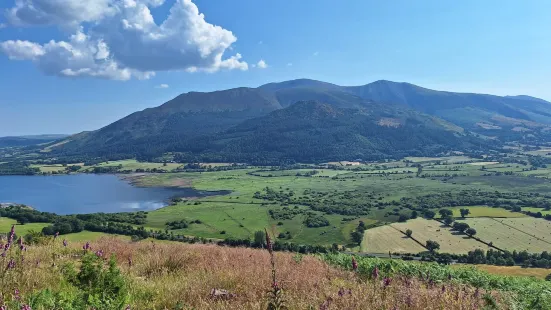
left=0, top=0, right=550, bottom=136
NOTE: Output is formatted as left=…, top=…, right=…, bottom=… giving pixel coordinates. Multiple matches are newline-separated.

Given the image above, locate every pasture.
left=391, top=218, right=489, bottom=254
left=435, top=206, right=526, bottom=218
left=361, top=225, right=425, bottom=254
left=459, top=218, right=551, bottom=252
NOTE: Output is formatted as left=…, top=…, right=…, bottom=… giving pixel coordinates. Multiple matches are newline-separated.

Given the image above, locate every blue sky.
left=0, top=0, right=550, bottom=136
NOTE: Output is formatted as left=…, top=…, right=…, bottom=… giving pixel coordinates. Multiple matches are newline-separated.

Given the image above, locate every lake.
left=0, top=174, right=221, bottom=214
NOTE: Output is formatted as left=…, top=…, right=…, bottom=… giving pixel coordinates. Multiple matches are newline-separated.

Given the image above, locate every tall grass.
left=0, top=228, right=545, bottom=309
left=322, top=253, right=551, bottom=309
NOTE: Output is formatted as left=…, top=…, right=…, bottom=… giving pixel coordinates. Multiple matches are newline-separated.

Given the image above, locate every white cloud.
left=286, top=62, right=292, bottom=67
left=256, top=59, right=267, bottom=69
left=156, top=83, right=169, bottom=88
left=0, top=0, right=248, bottom=80
left=0, top=24, right=6, bottom=29
left=313, top=51, right=319, bottom=56
left=258, top=40, right=263, bottom=45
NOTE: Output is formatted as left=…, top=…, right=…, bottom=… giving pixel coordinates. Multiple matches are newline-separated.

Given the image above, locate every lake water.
left=0, top=174, right=220, bottom=214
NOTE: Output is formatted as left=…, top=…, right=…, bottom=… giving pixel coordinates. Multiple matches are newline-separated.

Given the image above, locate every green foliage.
left=426, top=240, right=440, bottom=252
left=405, top=229, right=413, bottom=237
left=303, top=214, right=330, bottom=228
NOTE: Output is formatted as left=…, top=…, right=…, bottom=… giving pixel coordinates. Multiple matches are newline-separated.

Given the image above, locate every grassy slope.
left=9, top=236, right=545, bottom=309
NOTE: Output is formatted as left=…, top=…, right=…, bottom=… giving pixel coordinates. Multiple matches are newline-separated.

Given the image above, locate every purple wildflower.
left=82, top=242, right=91, bottom=251
left=383, top=277, right=392, bottom=287
left=128, top=256, right=133, bottom=267
left=372, top=266, right=379, bottom=279
left=351, top=256, right=358, bottom=271
left=6, top=259, right=15, bottom=270
left=63, top=239, right=68, bottom=247
left=442, top=285, right=446, bottom=293
left=21, top=305, right=31, bottom=310
left=1, top=251, right=6, bottom=258
left=95, top=250, right=104, bottom=257
left=14, top=288, right=20, bottom=300
left=0, top=305, right=6, bottom=310
left=338, top=288, right=345, bottom=297
left=18, top=237, right=23, bottom=247
left=264, top=228, right=273, bottom=254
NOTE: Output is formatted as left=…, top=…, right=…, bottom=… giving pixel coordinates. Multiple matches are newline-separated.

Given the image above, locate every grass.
left=391, top=218, right=490, bottom=254
left=5, top=235, right=532, bottom=309
left=88, top=159, right=182, bottom=172
left=0, top=217, right=49, bottom=236
left=459, top=218, right=551, bottom=252
left=361, top=224, right=425, bottom=253
left=62, top=231, right=130, bottom=242
left=468, top=265, right=551, bottom=280
left=435, top=206, right=526, bottom=218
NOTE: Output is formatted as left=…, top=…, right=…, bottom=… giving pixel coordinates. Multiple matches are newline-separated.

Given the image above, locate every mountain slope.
left=173, top=101, right=483, bottom=163
left=49, top=78, right=551, bottom=160
left=0, top=134, right=68, bottom=148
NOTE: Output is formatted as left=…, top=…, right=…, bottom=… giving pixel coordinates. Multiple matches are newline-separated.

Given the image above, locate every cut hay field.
left=455, top=264, right=551, bottom=280
left=459, top=218, right=551, bottom=252
left=391, top=218, right=489, bottom=254
left=361, top=225, right=425, bottom=254
left=435, top=206, right=526, bottom=218
left=495, top=218, right=551, bottom=242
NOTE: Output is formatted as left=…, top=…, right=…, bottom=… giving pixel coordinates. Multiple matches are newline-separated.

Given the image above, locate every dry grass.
left=391, top=218, right=490, bottom=254
left=88, top=238, right=507, bottom=309
left=361, top=225, right=425, bottom=253
left=468, top=265, right=550, bottom=280
left=2, top=236, right=513, bottom=309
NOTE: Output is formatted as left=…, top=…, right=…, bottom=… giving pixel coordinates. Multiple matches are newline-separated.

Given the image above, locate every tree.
left=426, top=240, right=440, bottom=253
left=439, top=209, right=453, bottom=218
left=546, top=273, right=551, bottom=282
left=254, top=230, right=266, bottom=246
left=351, top=230, right=363, bottom=244
left=424, top=210, right=436, bottom=219
left=416, top=165, right=423, bottom=177
left=452, top=222, right=470, bottom=233
left=443, top=217, right=454, bottom=226
left=410, top=210, right=418, bottom=219
left=465, top=228, right=477, bottom=237
left=405, top=229, right=413, bottom=238
left=460, top=208, right=470, bottom=218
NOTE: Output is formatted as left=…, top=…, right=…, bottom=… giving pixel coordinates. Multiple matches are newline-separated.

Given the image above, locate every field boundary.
left=490, top=218, right=551, bottom=246
left=388, top=224, right=428, bottom=251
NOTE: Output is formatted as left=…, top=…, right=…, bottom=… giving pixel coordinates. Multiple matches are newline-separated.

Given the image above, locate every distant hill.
left=172, top=101, right=482, bottom=163
left=48, top=78, right=551, bottom=161
left=0, top=134, right=68, bottom=148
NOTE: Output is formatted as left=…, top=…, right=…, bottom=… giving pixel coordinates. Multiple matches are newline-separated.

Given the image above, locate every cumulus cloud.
left=156, top=83, right=169, bottom=88
left=0, top=0, right=248, bottom=80
left=256, top=59, right=267, bottom=69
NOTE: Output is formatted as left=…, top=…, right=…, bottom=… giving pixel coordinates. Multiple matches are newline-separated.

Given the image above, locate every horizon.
left=1, top=0, right=550, bottom=136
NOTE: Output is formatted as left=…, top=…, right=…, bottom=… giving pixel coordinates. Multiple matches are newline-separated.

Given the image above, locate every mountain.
left=0, top=134, right=68, bottom=148
left=172, top=101, right=480, bottom=163
left=48, top=78, right=551, bottom=161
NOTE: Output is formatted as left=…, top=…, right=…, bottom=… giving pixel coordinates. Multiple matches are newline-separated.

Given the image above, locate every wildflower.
left=95, top=250, right=104, bottom=257
left=63, top=239, right=68, bottom=247
left=474, top=287, right=480, bottom=298
left=1, top=251, right=6, bottom=258
left=128, top=256, right=133, bottom=267
left=54, top=232, right=59, bottom=240
left=20, top=245, right=26, bottom=252
left=351, top=256, right=358, bottom=271
left=338, top=288, right=345, bottom=297
left=6, top=259, right=15, bottom=270
left=82, top=242, right=91, bottom=251
left=264, top=228, right=273, bottom=254
left=383, top=277, right=392, bottom=287
left=21, top=305, right=31, bottom=310
left=18, top=237, right=23, bottom=247
left=442, top=285, right=446, bottom=293
left=372, top=266, right=379, bottom=279
left=319, top=297, right=333, bottom=310
left=0, top=305, right=6, bottom=310
left=14, top=288, right=20, bottom=300
left=406, top=294, right=413, bottom=307
left=125, top=306, right=131, bottom=310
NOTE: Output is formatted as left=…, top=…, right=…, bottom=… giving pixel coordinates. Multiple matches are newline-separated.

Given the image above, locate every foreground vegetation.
left=1, top=225, right=549, bottom=309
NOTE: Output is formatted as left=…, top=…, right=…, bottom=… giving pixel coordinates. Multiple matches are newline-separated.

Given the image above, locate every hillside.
left=46, top=78, right=551, bottom=160
left=0, top=134, right=68, bottom=148
left=2, top=234, right=545, bottom=309
left=175, top=101, right=480, bottom=163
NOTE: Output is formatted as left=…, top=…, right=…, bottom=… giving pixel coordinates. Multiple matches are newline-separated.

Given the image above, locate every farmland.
left=458, top=218, right=551, bottom=252
left=391, top=218, right=490, bottom=254
left=361, top=224, right=425, bottom=253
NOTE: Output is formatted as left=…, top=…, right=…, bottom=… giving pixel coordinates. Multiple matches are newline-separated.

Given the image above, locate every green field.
left=435, top=206, right=526, bottom=218
left=0, top=218, right=49, bottom=236
left=86, top=159, right=182, bottom=172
